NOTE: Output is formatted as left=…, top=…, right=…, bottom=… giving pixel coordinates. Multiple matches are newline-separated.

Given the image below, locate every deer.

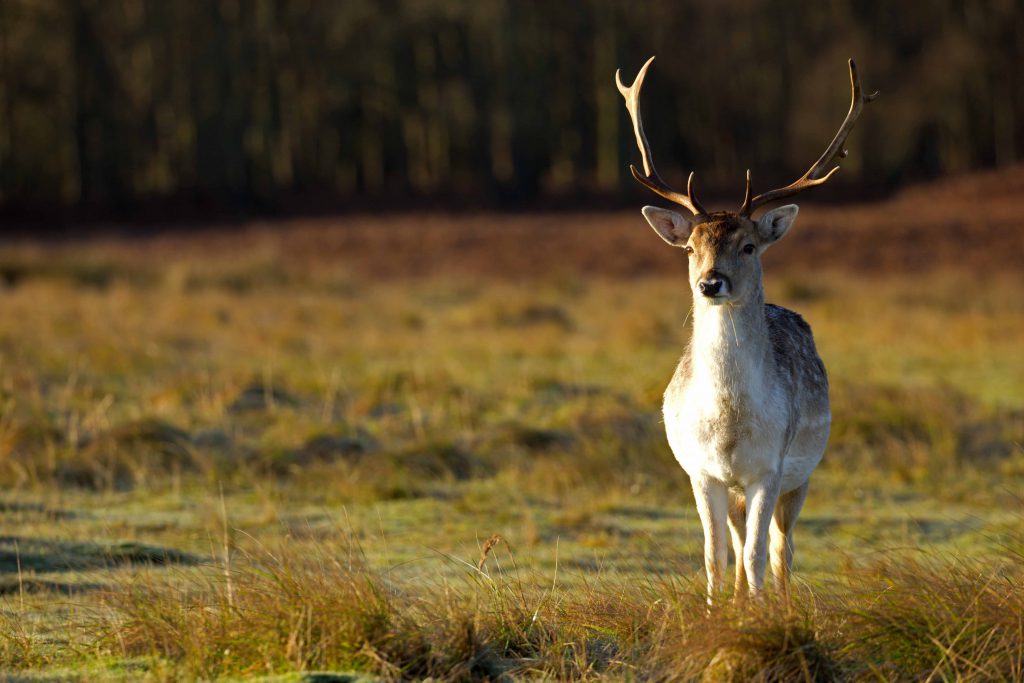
left=615, top=57, right=876, bottom=600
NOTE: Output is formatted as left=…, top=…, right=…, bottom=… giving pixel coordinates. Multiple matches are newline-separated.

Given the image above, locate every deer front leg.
left=690, top=474, right=729, bottom=603
left=743, top=472, right=782, bottom=595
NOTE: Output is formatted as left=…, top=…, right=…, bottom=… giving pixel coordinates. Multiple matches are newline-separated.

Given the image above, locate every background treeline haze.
left=1, top=0, right=1021, bottom=214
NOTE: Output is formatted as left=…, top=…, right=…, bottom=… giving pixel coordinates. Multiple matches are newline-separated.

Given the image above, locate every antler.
left=741, top=59, right=878, bottom=216
left=616, top=56, right=708, bottom=217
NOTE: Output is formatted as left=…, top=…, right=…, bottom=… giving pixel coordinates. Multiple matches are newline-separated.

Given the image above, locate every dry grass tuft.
left=477, top=534, right=507, bottom=571
left=840, top=555, right=1024, bottom=680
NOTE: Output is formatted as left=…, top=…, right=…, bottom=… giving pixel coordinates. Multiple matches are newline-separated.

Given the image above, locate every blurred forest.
left=0, top=0, right=1022, bottom=217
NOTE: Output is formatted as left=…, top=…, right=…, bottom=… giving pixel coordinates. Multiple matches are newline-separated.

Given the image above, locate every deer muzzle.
left=698, top=273, right=730, bottom=298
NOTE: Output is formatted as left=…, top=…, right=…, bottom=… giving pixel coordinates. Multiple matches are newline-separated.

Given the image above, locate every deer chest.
left=662, top=374, right=789, bottom=487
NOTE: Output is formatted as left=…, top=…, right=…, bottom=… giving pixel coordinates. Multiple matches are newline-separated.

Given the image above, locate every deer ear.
left=641, top=206, right=695, bottom=246
left=757, top=204, right=799, bottom=245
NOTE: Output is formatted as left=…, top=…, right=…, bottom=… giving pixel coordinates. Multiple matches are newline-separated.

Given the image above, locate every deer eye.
left=684, top=245, right=694, bottom=255
left=742, top=244, right=756, bottom=255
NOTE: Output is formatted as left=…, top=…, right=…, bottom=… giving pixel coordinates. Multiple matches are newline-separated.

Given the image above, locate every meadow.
left=0, top=169, right=1023, bottom=680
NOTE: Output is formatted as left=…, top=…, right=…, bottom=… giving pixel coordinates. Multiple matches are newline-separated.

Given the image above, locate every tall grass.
left=90, top=531, right=1024, bottom=681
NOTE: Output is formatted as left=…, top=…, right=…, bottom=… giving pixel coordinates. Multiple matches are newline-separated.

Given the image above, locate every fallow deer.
left=615, top=57, right=876, bottom=599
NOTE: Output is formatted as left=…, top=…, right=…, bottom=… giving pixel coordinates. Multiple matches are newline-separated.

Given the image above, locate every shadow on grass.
left=0, top=501, right=79, bottom=520
left=0, top=536, right=199, bottom=575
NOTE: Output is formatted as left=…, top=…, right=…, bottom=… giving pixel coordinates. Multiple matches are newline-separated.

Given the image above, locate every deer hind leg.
left=769, top=481, right=809, bottom=597
left=727, top=495, right=747, bottom=597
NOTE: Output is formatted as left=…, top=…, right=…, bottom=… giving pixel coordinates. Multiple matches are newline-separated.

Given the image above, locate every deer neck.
left=688, top=287, right=771, bottom=396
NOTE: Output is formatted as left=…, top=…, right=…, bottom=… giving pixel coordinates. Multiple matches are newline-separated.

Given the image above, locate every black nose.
left=699, top=279, right=723, bottom=296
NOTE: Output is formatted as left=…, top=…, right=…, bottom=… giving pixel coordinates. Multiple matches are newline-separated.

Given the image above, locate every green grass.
left=0, top=244, right=1021, bottom=680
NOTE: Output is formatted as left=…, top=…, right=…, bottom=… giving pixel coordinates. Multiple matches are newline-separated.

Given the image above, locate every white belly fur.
left=663, top=373, right=828, bottom=494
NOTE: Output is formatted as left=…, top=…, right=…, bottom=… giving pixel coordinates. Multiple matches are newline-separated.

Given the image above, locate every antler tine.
left=616, top=56, right=707, bottom=217
left=739, top=169, right=752, bottom=215
left=742, top=59, right=878, bottom=215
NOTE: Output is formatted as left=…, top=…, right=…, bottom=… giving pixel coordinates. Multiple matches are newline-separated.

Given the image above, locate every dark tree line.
left=0, top=0, right=1021, bottom=215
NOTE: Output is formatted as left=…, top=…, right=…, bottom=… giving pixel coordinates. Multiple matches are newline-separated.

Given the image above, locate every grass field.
left=1, top=170, right=1023, bottom=680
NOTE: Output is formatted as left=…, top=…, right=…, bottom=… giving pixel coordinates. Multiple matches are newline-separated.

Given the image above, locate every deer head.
left=616, top=57, right=877, bottom=305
